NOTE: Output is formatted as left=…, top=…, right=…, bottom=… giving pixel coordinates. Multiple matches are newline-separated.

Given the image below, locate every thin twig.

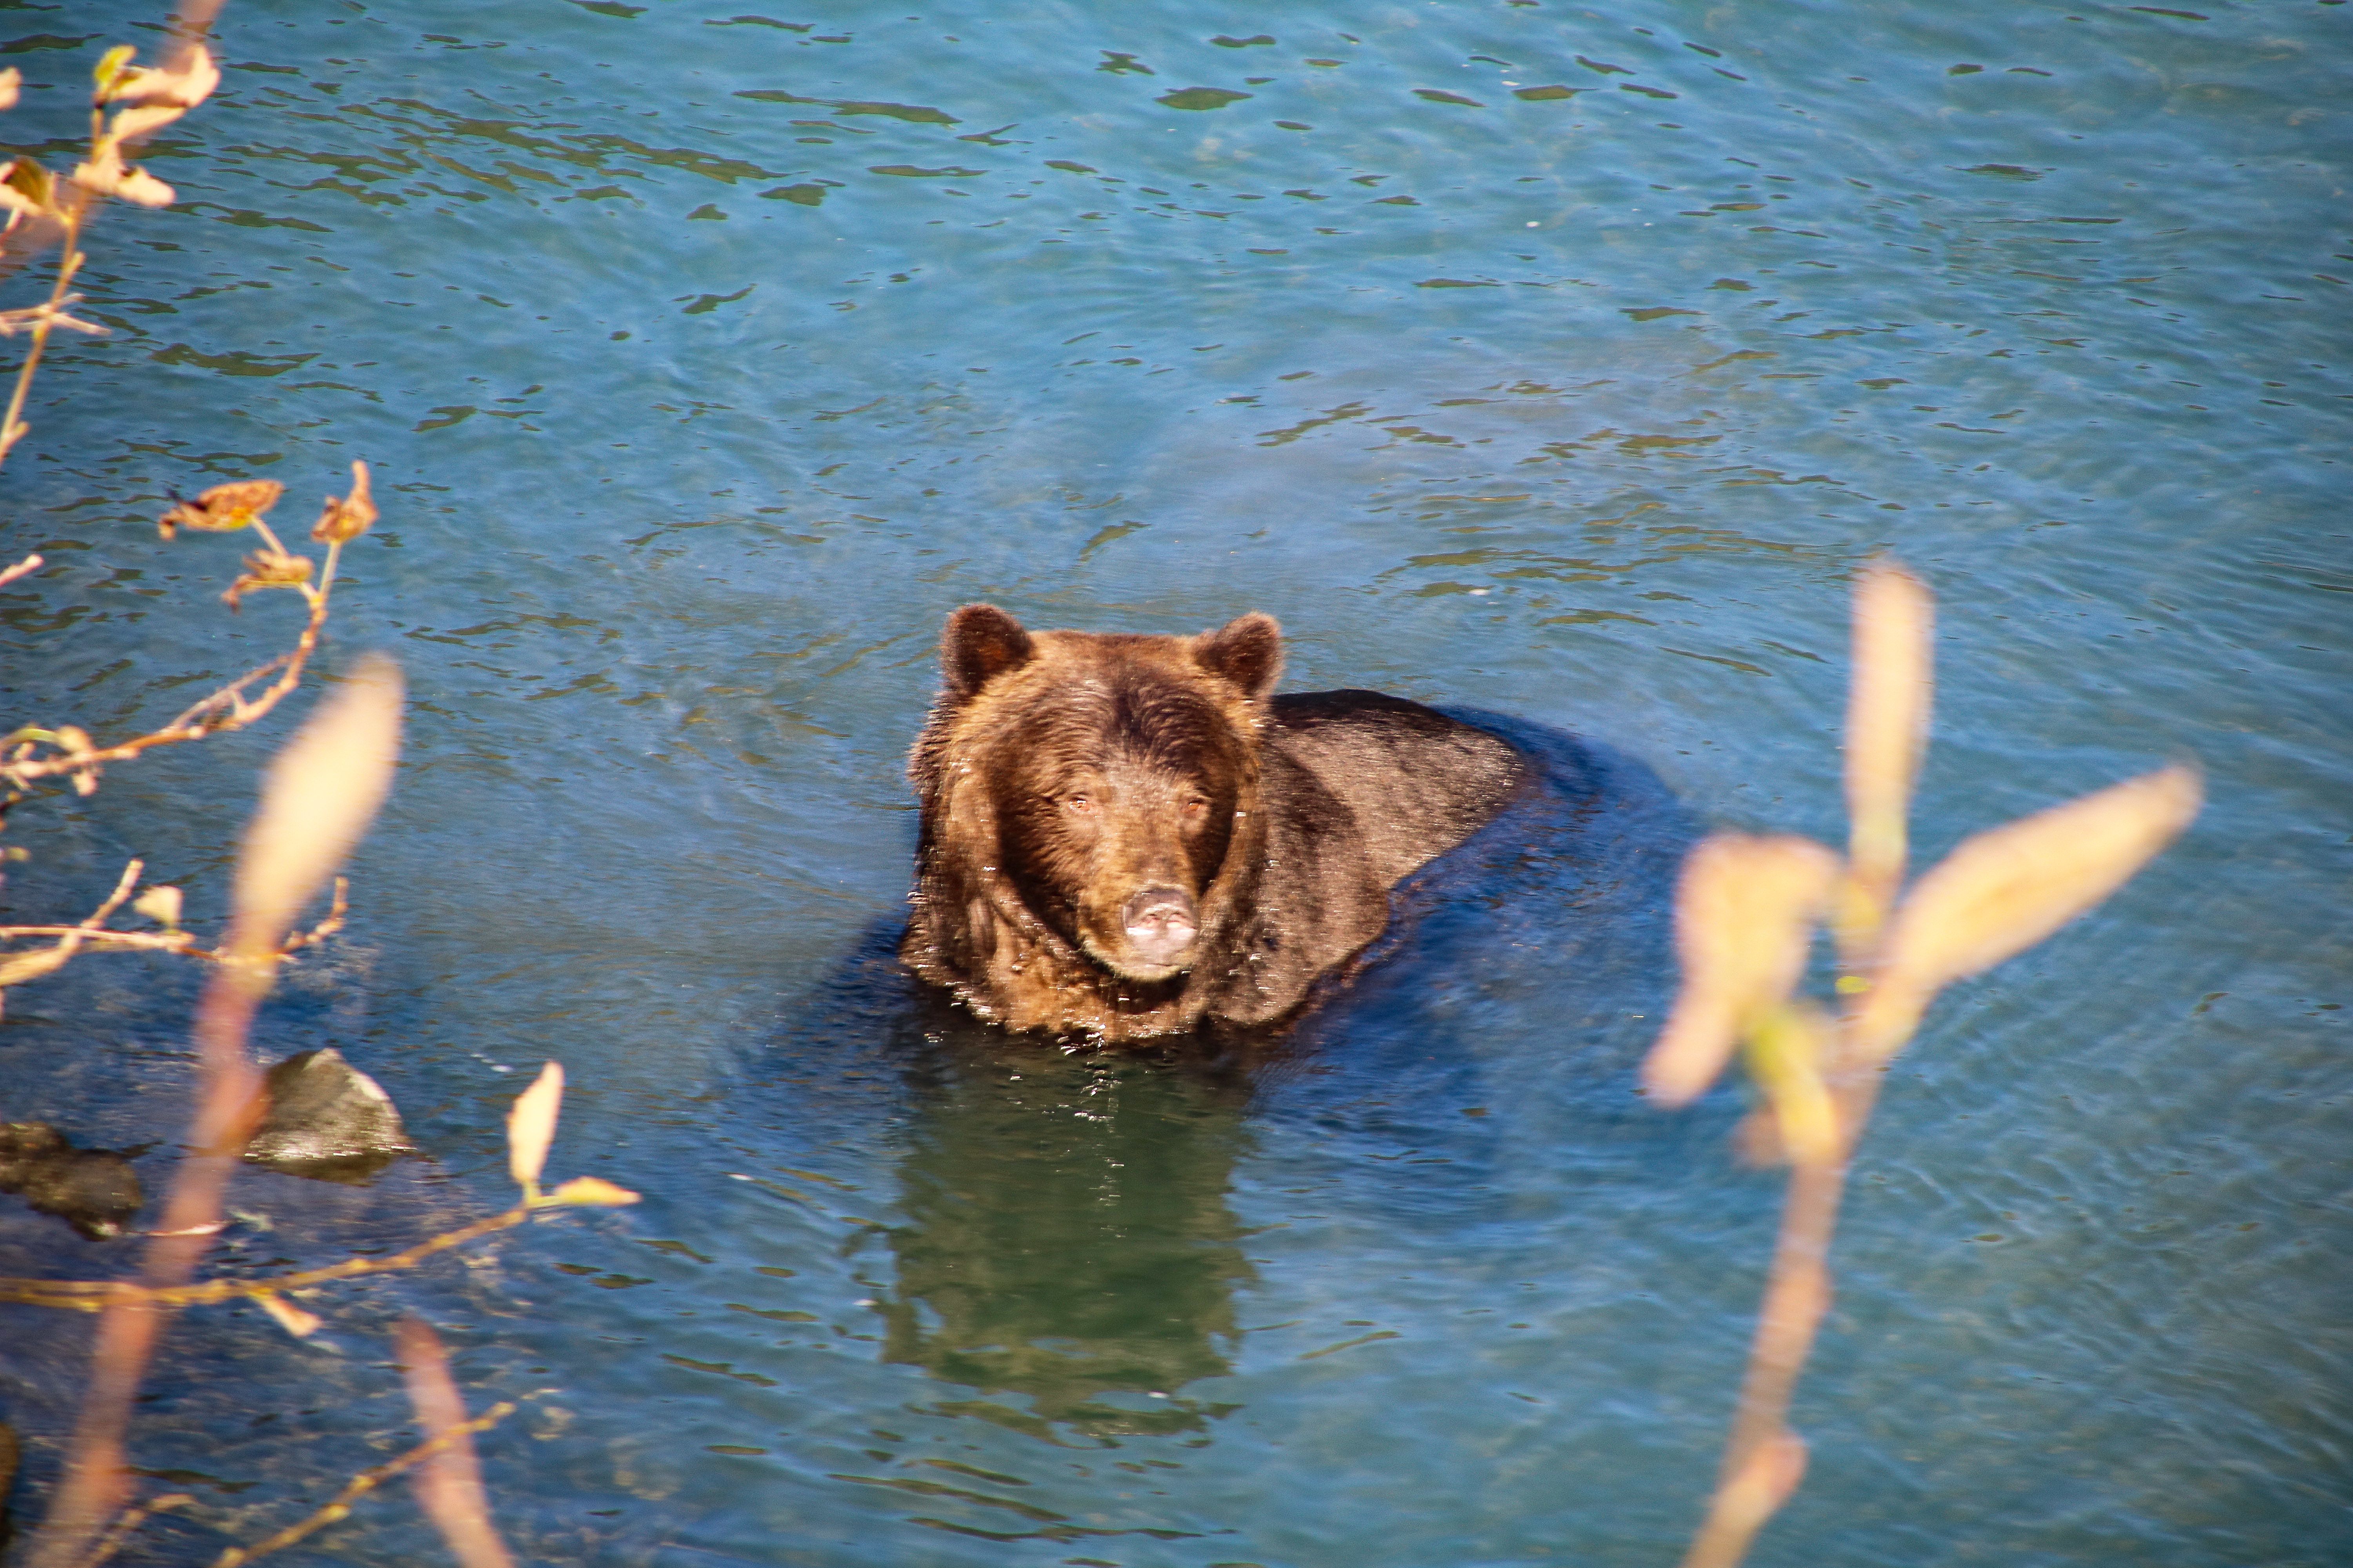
left=0, top=872, right=352, bottom=1005
left=394, top=1318, right=518, bottom=1568
left=2, top=549, right=338, bottom=794
left=63, top=1491, right=193, bottom=1568
left=0, top=551, right=41, bottom=587
left=0, top=219, right=87, bottom=470
left=0, top=1206, right=530, bottom=1312
left=206, top=1402, right=518, bottom=1568
left=0, top=925, right=200, bottom=952
left=20, top=944, right=275, bottom=1567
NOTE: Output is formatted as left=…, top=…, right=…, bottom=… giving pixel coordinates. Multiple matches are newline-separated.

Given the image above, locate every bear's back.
left=1267, top=690, right=1528, bottom=889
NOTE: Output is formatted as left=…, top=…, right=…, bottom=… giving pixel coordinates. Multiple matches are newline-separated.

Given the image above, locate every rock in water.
left=244, top=1048, right=417, bottom=1180
left=0, top=1122, right=144, bottom=1239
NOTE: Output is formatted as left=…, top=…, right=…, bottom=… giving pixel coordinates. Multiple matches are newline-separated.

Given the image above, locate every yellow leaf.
left=546, top=1176, right=640, bottom=1207
left=506, top=1061, right=564, bottom=1190
left=0, top=68, right=20, bottom=113
left=133, top=884, right=182, bottom=930
left=1842, top=559, right=1933, bottom=932
left=92, top=45, right=136, bottom=98
left=1644, top=833, right=1842, bottom=1106
left=1854, top=764, right=2202, bottom=1060
left=4, top=157, right=51, bottom=210
left=229, top=654, right=404, bottom=960
left=1740, top=1003, right=1840, bottom=1166
left=102, top=44, right=218, bottom=110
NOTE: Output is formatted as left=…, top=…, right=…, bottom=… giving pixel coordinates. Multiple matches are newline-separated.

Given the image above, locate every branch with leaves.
left=11, top=661, right=635, bottom=1568
left=1642, top=560, right=2200, bottom=1568
left=2, top=463, right=378, bottom=810
left=0, top=861, right=347, bottom=1021
left=0, top=36, right=220, bottom=465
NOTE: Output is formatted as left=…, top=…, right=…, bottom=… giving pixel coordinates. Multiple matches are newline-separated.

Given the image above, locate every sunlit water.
left=2, top=1, right=2347, bottom=1564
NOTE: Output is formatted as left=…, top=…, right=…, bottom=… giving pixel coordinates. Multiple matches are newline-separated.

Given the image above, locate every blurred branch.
left=1646, top=559, right=2199, bottom=1568
left=20, top=664, right=403, bottom=1568
left=206, top=1399, right=517, bottom=1568
left=59, top=1490, right=191, bottom=1568
left=393, top=1318, right=518, bottom=1568
left=0, top=551, right=41, bottom=587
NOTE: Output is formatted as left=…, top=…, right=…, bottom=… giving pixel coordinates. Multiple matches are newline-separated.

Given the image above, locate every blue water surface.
left=1, top=2, right=2348, bottom=1565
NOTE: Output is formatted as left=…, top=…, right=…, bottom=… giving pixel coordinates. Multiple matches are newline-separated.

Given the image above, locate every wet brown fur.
left=903, top=605, right=1526, bottom=1043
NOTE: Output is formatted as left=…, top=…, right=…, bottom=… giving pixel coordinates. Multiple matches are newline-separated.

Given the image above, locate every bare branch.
left=23, top=661, right=406, bottom=1568
left=2, top=560, right=337, bottom=795
left=393, top=1319, right=518, bottom=1568
left=0, top=1205, right=529, bottom=1312
left=205, top=1401, right=517, bottom=1568
left=61, top=1491, right=193, bottom=1568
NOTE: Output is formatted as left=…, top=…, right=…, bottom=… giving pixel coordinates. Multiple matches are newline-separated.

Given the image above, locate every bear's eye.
left=1064, top=794, right=1096, bottom=816
left=1180, top=796, right=1209, bottom=818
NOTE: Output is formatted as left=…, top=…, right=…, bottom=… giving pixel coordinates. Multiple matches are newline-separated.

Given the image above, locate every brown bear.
left=902, top=605, right=1527, bottom=1043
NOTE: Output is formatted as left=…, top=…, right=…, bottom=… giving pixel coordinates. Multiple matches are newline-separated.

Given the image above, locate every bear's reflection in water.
left=876, top=1042, right=1254, bottom=1438
left=766, top=714, right=1691, bottom=1438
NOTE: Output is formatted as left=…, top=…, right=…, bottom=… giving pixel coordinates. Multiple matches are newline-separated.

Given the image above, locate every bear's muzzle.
left=1120, top=885, right=1200, bottom=970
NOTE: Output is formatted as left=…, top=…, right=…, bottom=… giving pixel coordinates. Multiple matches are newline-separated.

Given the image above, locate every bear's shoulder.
left=1267, top=690, right=1527, bottom=888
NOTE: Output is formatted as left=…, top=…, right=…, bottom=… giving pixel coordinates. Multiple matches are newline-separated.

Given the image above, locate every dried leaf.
left=1854, top=764, right=2202, bottom=1060
left=506, top=1061, right=563, bottom=1190
left=221, top=549, right=313, bottom=610
left=102, top=44, right=219, bottom=110
left=133, top=884, right=182, bottom=930
left=393, top=1317, right=518, bottom=1568
left=545, top=1176, right=640, bottom=1207
left=4, top=156, right=51, bottom=210
left=311, top=459, right=378, bottom=543
left=257, top=1292, right=321, bottom=1338
left=1644, top=834, right=1842, bottom=1106
left=107, top=102, right=185, bottom=143
left=158, top=478, right=283, bottom=540
left=69, top=148, right=175, bottom=208
left=229, top=654, right=404, bottom=959
left=1842, top=559, right=1933, bottom=928
left=0, top=68, right=20, bottom=113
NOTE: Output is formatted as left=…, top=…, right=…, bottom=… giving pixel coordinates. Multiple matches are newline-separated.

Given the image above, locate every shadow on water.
left=878, top=1047, right=1255, bottom=1441
left=744, top=715, right=1698, bottom=1433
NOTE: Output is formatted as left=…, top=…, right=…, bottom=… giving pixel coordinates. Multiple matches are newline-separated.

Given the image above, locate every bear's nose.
left=1121, top=886, right=1199, bottom=966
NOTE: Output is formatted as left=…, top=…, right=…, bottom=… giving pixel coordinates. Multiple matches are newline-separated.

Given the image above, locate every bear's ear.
left=1193, top=612, right=1283, bottom=703
left=941, top=603, right=1036, bottom=701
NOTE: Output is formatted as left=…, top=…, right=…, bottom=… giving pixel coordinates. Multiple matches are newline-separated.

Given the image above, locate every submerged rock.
left=0, top=1122, right=144, bottom=1239
left=244, top=1048, right=417, bottom=1182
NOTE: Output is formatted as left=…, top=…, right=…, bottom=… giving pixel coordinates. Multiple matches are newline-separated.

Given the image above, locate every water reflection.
left=878, top=1043, right=1253, bottom=1439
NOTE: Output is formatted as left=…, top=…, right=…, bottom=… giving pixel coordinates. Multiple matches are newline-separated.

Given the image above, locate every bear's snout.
left=1120, top=885, right=1200, bottom=968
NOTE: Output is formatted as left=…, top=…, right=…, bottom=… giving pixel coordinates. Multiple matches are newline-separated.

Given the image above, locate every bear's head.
left=907, top=605, right=1283, bottom=1010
